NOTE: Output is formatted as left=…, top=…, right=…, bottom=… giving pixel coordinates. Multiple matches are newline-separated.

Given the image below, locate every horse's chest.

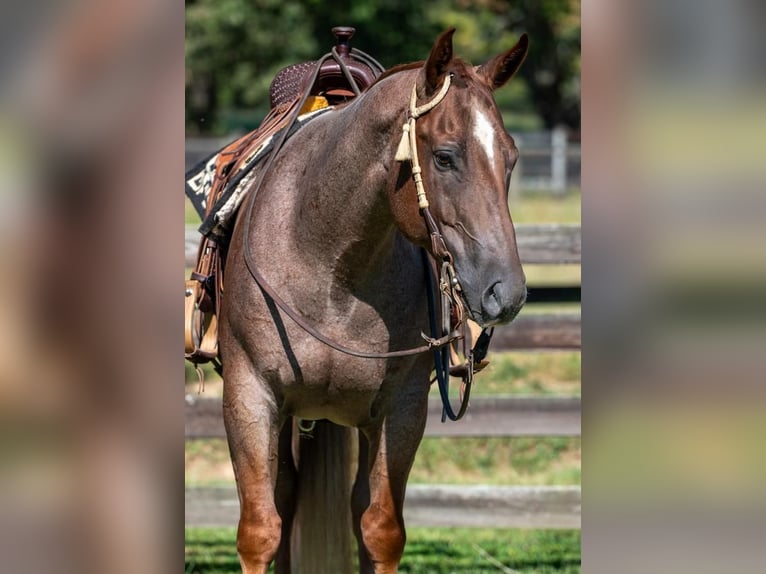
left=282, top=355, right=420, bottom=426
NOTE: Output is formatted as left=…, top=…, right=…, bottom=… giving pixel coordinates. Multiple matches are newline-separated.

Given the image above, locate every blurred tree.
left=185, top=0, right=580, bottom=135
left=185, top=0, right=316, bottom=134
left=429, top=0, right=580, bottom=131
left=300, top=1, right=440, bottom=68
left=511, top=0, right=580, bottom=131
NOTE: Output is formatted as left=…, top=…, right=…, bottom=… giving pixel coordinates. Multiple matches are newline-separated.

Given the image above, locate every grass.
left=185, top=527, right=581, bottom=574
left=186, top=197, right=202, bottom=225
left=464, top=351, right=580, bottom=397
left=511, top=189, right=581, bottom=224
left=186, top=434, right=580, bottom=488
left=185, top=439, right=234, bottom=486
left=400, top=528, right=581, bottom=574
left=410, top=436, right=580, bottom=486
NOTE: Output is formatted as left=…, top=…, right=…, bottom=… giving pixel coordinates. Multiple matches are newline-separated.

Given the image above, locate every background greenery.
left=186, top=0, right=580, bottom=135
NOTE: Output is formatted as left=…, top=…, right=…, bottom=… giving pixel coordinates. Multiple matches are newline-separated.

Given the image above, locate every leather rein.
left=240, top=54, right=492, bottom=421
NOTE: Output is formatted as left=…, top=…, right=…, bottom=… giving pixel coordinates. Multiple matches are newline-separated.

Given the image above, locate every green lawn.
left=185, top=527, right=581, bottom=574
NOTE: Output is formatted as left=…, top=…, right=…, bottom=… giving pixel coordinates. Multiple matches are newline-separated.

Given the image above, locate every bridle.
left=394, top=74, right=494, bottom=421
left=240, top=56, right=493, bottom=421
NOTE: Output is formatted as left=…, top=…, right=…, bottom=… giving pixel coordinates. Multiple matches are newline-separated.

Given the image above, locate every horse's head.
left=389, top=29, right=529, bottom=326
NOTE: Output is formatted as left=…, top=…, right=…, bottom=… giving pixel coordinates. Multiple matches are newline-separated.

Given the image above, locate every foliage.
left=185, top=0, right=580, bottom=135
left=428, top=0, right=581, bottom=129
left=186, top=0, right=317, bottom=133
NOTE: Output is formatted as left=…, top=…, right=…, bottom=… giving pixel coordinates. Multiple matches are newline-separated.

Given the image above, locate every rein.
left=240, top=60, right=491, bottom=420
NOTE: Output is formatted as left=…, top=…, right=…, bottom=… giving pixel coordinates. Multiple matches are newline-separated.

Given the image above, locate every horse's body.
left=220, top=29, right=529, bottom=574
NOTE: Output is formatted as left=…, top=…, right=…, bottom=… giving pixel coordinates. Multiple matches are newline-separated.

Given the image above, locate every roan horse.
left=220, top=28, right=529, bottom=573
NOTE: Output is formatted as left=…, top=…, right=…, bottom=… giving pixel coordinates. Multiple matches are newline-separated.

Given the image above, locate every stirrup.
left=185, top=279, right=219, bottom=363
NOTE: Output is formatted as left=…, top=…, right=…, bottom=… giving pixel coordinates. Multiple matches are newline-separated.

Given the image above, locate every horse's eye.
left=434, top=151, right=455, bottom=170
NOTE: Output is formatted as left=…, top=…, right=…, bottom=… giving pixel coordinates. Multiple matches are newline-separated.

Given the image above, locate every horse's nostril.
left=480, top=280, right=525, bottom=324
left=480, top=281, right=504, bottom=318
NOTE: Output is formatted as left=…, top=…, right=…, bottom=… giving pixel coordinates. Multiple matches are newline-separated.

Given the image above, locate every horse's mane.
left=373, top=61, right=424, bottom=84
left=373, top=58, right=472, bottom=87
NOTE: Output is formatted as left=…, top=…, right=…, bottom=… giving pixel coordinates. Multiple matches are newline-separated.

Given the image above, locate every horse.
left=219, top=28, right=529, bottom=574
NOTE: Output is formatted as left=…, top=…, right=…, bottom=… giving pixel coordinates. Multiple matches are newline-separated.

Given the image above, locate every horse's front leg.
left=358, top=383, right=429, bottom=574
left=222, top=363, right=283, bottom=574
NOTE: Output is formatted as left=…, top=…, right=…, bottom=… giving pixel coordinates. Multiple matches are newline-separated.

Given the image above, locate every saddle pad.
left=185, top=105, right=334, bottom=238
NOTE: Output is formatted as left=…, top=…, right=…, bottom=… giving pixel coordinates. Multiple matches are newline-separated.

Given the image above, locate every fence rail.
left=186, top=484, right=581, bottom=529
left=493, top=313, right=580, bottom=349
left=185, top=224, right=581, bottom=267
left=185, top=395, right=581, bottom=439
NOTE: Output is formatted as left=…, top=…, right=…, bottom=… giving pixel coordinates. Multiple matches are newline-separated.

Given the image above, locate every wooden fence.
left=185, top=223, right=581, bottom=529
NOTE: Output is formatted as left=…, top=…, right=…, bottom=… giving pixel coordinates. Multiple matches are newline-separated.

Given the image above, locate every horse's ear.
left=476, top=33, right=529, bottom=90
left=423, top=28, right=456, bottom=95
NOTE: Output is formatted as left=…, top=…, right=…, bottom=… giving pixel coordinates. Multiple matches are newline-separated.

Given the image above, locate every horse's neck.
left=292, top=72, right=414, bottom=284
